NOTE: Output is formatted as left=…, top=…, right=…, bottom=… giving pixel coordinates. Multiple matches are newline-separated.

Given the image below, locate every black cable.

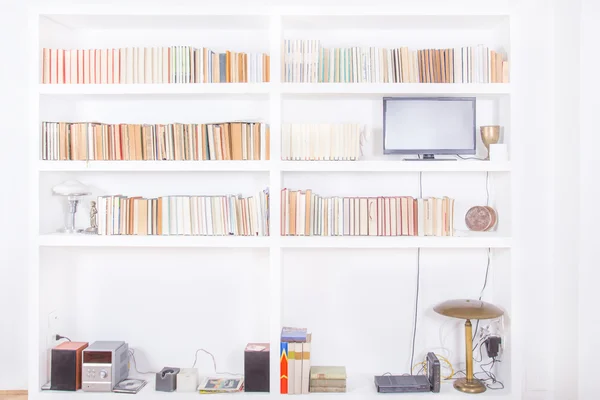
left=410, top=248, right=421, bottom=374
left=473, top=247, right=492, bottom=343
left=55, top=335, right=71, bottom=342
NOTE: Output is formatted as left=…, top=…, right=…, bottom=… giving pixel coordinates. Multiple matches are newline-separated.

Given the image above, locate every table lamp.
left=433, top=299, right=504, bottom=394
left=52, top=180, right=91, bottom=234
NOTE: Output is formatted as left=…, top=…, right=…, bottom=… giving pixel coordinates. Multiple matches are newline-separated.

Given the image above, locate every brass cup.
left=480, top=126, right=500, bottom=160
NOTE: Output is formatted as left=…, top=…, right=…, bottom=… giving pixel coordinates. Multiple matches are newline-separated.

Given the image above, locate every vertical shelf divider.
left=268, top=13, right=283, bottom=394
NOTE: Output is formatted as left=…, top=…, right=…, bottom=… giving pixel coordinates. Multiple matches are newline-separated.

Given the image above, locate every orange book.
left=223, top=123, right=232, bottom=160
left=200, top=124, right=207, bottom=160
left=496, top=53, right=503, bottom=84
left=265, top=126, right=270, bottom=160
left=226, top=51, right=231, bottom=83
left=253, top=124, right=260, bottom=160
left=280, top=189, right=286, bottom=235
left=230, top=123, right=243, bottom=160
left=305, top=189, right=312, bottom=236
left=289, top=191, right=297, bottom=235
left=58, top=122, right=67, bottom=160
left=138, top=199, right=148, bottom=235
left=491, top=51, right=497, bottom=83
left=157, top=198, right=163, bottom=235
left=266, top=55, right=270, bottom=82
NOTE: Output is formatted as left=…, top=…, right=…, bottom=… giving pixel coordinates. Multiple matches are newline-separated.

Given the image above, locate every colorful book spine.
left=287, top=343, right=295, bottom=394
left=280, top=342, right=288, bottom=394
left=301, top=334, right=311, bottom=394
left=294, top=343, right=302, bottom=394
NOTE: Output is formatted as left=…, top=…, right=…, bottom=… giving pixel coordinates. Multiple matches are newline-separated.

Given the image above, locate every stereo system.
left=82, top=341, right=129, bottom=392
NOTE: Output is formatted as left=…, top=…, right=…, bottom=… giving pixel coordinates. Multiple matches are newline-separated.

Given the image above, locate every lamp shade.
left=433, top=299, right=504, bottom=320
left=52, top=180, right=91, bottom=196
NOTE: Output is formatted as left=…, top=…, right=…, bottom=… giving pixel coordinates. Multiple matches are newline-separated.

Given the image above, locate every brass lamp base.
left=454, top=378, right=487, bottom=394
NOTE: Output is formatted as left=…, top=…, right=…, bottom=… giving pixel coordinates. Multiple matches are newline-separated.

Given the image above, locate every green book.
left=310, top=366, right=347, bottom=380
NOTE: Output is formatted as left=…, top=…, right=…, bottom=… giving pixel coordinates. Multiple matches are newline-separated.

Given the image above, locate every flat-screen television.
left=383, top=97, right=476, bottom=158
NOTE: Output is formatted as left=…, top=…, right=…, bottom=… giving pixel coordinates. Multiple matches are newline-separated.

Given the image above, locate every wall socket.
left=47, top=310, right=63, bottom=349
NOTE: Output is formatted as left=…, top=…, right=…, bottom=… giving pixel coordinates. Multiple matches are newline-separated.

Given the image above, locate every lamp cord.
left=410, top=247, right=421, bottom=373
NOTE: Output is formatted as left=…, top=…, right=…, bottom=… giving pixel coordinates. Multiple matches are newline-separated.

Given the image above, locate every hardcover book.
left=280, top=342, right=288, bottom=394
left=281, top=327, right=308, bottom=342
left=310, top=366, right=347, bottom=380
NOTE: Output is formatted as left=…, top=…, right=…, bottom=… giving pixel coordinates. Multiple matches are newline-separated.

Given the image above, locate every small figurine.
left=85, top=200, right=98, bottom=234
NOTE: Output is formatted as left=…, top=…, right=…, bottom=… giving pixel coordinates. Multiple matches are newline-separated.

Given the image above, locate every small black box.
left=244, top=343, right=270, bottom=392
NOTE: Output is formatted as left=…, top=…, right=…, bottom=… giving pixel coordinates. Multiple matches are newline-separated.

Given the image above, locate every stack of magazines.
left=198, top=377, right=245, bottom=393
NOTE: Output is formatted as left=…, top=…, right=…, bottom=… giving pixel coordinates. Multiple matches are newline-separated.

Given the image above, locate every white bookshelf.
left=30, top=6, right=517, bottom=400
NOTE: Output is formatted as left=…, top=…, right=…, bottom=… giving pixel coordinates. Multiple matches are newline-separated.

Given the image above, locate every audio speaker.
left=50, top=342, right=89, bottom=391
left=244, top=343, right=270, bottom=392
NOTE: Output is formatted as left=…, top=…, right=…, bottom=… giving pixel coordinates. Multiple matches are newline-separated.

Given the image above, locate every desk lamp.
left=433, top=299, right=504, bottom=394
left=52, top=180, right=91, bottom=233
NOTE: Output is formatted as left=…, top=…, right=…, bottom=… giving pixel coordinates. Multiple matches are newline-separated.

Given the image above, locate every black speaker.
left=50, top=342, right=88, bottom=391
left=244, top=343, right=270, bottom=392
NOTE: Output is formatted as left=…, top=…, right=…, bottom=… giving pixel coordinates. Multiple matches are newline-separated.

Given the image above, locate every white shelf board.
left=280, top=236, right=512, bottom=249
left=281, top=83, right=511, bottom=96
left=38, top=83, right=271, bottom=95
left=33, top=373, right=509, bottom=399
left=38, top=234, right=270, bottom=248
left=280, top=160, right=511, bottom=172
left=38, top=160, right=271, bottom=172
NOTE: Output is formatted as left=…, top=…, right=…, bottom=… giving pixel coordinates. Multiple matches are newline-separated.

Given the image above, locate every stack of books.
left=41, top=47, right=270, bottom=84
left=310, top=366, right=347, bottom=393
left=97, top=190, right=270, bottom=236
left=283, top=39, right=509, bottom=83
left=281, top=123, right=365, bottom=161
left=280, top=327, right=311, bottom=394
left=41, top=121, right=270, bottom=161
left=281, top=189, right=455, bottom=237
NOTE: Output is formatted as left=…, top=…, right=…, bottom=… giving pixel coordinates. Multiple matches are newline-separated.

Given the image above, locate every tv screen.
left=383, top=97, right=476, bottom=155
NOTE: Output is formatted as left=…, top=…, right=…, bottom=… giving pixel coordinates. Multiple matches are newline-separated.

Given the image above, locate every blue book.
left=219, top=53, right=226, bottom=83
left=281, top=327, right=307, bottom=342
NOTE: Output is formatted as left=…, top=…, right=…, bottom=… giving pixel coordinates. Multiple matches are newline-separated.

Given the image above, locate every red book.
left=280, top=342, right=288, bottom=394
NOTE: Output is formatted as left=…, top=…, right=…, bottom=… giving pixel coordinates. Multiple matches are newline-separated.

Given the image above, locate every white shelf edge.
left=279, top=160, right=511, bottom=172
left=281, top=83, right=512, bottom=95
left=280, top=236, right=512, bottom=249
left=38, top=160, right=272, bottom=172
left=37, top=83, right=511, bottom=96
left=38, top=234, right=270, bottom=248
left=37, top=235, right=511, bottom=249
left=38, top=83, right=272, bottom=95
left=37, top=160, right=510, bottom=173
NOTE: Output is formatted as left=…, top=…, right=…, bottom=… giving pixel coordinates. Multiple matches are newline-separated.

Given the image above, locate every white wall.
left=578, top=0, right=600, bottom=399
left=0, top=0, right=29, bottom=390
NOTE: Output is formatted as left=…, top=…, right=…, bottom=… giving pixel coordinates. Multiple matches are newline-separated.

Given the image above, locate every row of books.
left=41, top=47, right=270, bottom=84
left=96, top=191, right=270, bottom=236
left=281, top=189, right=455, bottom=236
left=283, top=40, right=509, bottom=83
left=281, top=123, right=364, bottom=161
left=280, top=327, right=311, bottom=394
left=41, top=122, right=270, bottom=161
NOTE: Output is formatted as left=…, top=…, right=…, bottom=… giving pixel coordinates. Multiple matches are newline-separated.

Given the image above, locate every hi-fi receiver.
left=82, top=341, right=129, bottom=392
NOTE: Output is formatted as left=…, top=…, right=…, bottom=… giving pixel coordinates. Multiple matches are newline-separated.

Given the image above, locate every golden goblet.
left=480, top=126, right=500, bottom=160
